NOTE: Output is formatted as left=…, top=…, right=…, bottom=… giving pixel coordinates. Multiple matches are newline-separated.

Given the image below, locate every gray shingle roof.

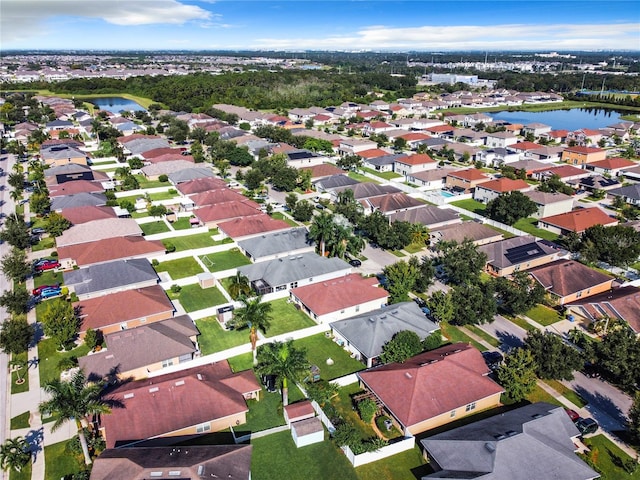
left=332, top=182, right=401, bottom=199
left=314, top=174, right=360, bottom=191
left=608, top=183, right=640, bottom=201
left=63, top=258, right=158, bottom=297
left=237, top=252, right=350, bottom=288
left=51, top=192, right=107, bottom=211
left=479, top=236, right=559, bottom=270
left=388, top=206, right=460, bottom=228
left=330, top=302, right=439, bottom=359
left=123, top=138, right=170, bottom=155
left=44, top=163, right=93, bottom=177
left=168, top=167, right=216, bottom=184
left=421, top=402, right=599, bottom=480
left=365, top=154, right=406, bottom=167
left=237, top=227, right=312, bottom=260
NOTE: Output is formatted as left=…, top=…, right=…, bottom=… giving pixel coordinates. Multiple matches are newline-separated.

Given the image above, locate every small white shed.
left=291, top=417, right=324, bottom=448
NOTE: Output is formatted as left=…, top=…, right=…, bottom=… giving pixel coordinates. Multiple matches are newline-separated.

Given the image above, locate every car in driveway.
left=565, top=408, right=580, bottom=423
left=39, top=287, right=62, bottom=299
left=33, top=284, right=59, bottom=296
left=31, top=227, right=46, bottom=235
left=34, top=259, right=60, bottom=272
left=575, top=417, right=599, bottom=436
left=348, top=258, right=362, bottom=267
left=482, top=351, right=504, bottom=370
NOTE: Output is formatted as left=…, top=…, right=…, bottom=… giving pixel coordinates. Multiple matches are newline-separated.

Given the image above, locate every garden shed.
left=290, top=417, right=324, bottom=448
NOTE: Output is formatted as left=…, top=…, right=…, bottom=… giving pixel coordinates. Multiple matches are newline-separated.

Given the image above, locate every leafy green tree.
left=7, top=172, right=24, bottom=192
left=271, top=166, right=298, bottom=192
left=243, top=168, right=264, bottom=191
left=1, top=247, right=30, bottom=283
left=227, top=295, right=273, bottom=365
left=594, top=327, right=640, bottom=390
left=493, top=271, right=546, bottom=315
left=83, top=328, right=102, bottom=351
left=427, top=290, right=455, bottom=323
left=45, top=212, right=72, bottom=237
left=383, top=260, right=420, bottom=304
left=214, top=159, right=230, bottom=178
left=334, top=188, right=364, bottom=225
left=127, top=157, right=143, bottom=169
left=380, top=330, right=423, bottom=364
left=41, top=299, right=79, bottom=350
left=227, top=272, right=252, bottom=299
left=579, top=224, right=640, bottom=268
left=309, top=211, right=336, bottom=257
left=305, top=380, right=339, bottom=407
left=29, top=192, right=51, bottom=215
left=497, top=348, right=538, bottom=402
left=437, top=239, right=487, bottom=285
left=0, top=289, right=29, bottom=315
left=0, top=316, right=34, bottom=356
left=292, top=200, right=314, bottom=222
left=227, top=147, right=254, bottom=166
left=628, top=392, right=640, bottom=444
left=190, top=140, right=206, bottom=163
left=336, top=154, right=362, bottom=171
left=450, top=281, right=497, bottom=325
left=148, top=204, right=167, bottom=218
left=524, top=330, right=583, bottom=381
left=299, top=169, right=312, bottom=192
left=0, top=214, right=31, bottom=249
left=537, top=174, right=575, bottom=195
left=285, top=192, right=298, bottom=212
left=422, top=332, right=443, bottom=351
left=485, top=191, right=538, bottom=226
left=382, top=221, right=413, bottom=250
left=410, top=255, right=435, bottom=293
left=256, top=340, right=309, bottom=406
left=0, top=437, right=31, bottom=473
left=303, top=138, right=333, bottom=154
left=121, top=175, right=140, bottom=190
left=39, top=370, right=112, bottom=465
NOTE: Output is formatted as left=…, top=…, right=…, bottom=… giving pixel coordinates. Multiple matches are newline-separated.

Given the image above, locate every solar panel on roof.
left=504, top=243, right=546, bottom=265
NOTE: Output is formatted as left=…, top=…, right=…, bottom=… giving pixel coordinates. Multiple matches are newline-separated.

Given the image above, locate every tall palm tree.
left=308, top=211, right=334, bottom=257
left=227, top=296, right=272, bottom=365
left=410, top=223, right=430, bottom=247
left=0, top=437, right=31, bottom=473
left=256, top=340, right=310, bottom=406
left=39, top=370, right=112, bottom=465
left=227, top=272, right=252, bottom=300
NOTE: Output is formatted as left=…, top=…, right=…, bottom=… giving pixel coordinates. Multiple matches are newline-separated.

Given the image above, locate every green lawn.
left=155, top=257, right=204, bottom=280
left=163, top=231, right=217, bottom=251
left=266, top=299, right=316, bottom=337
left=349, top=171, right=380, bottom=184
left=294, top=334, right=365, bottom=380
left=199, top=248, right=252, bottom=272
left=466, top=325, right=500, bottom=347
left=251, top=430, right=358, bottom=480
left=133, top=175, right=169, bottom=189
left=195, top=316, right=249, bottom=355
left=404, top=242, right=426, bottom=254
left=513, top=217, right=560, bottom=241
left=33, top=270, right=63, bottom=288
left=44, top=440, right=85, bottom=480
left=242, top=383, right=304, bottom=434
left=502, top=312, right=537, bottom=333
left=31, top=236, right=56, bottom=252
left=391, top=250, right=406, bottom=257
left=38, top=338, right=91, bottom=386
left=361, top=167, right=402, bottom=180
left=450, top=198, right=486, bottom=215
left=525, top=384, right=563, bottom=407
left=271, top=211, right=299, bottom=227
left=525, top=305, right=563, bottom=326
left=171, top=217, right=197, bottom=230
left=149, top=191, right=180, bottom=201
left=9, top=461, right=31, bottom=480
left=331, top=383, right=376, bottom=440
left=356, top=446, right=432, bottom=480
left=631, top=261, right=640, bottom=272
left=166, top=284, right=227, bottom=312
left=228, top=352, right=254, bottom=372
left=440, top=322, right=488, bottom=352
left=10, top=411, right=30, bottom=430
left=581, top=434, right=640, bottom=480
left=139, top=220, right=170, bottom=235
left=543, top=379, right=587, bottom=408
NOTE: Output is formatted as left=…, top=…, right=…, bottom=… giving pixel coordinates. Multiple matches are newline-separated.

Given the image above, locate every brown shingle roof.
left=540, top=207, right=618, bottom=233
left=175, top=177, right=229, bottom=196
left=588, top=157, right=637, bottom=170
left=358, top=344, right=503, bottom=429
left=299, top=163, right=344, bottom=180
left=528, top=260, right=614, bottom=298
left=218, top=214, right=291, bottom=239
left=190, top=189, right=253, bottom=207
left=49, top=180, right=104, bottom=198
left=567, top=286, right=640, bottom=334
left=361, top=193, right=425, bottom=213
left=195, top=201, right=261, bottom=224
left=477, top=178, right=529, bottom=193
left=448, top=168, right=489, bottom=182
left=57, top=236, right=165, bottom=267
left=60, top=206, right=117, bottom=224
left=396, top=153, right=436, bottom=166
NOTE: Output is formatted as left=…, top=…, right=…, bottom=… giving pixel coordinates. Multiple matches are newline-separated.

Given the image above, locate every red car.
left=34, top=259, right=60, bottom=272
left=33, top=284, right=59, bottom=296
left=565, top=408, right=580, bottom=423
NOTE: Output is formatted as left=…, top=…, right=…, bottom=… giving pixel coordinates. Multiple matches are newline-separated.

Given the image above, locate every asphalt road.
left=478, top=314, right=527, bottom=352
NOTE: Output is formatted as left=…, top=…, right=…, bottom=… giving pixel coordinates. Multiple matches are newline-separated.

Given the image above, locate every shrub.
left=57, top=356, right=77, bottom=371
left=51, top=251, right=58, bottom=257
left=158, top=174, right=168, bottom=182
left=164, top=242, right=175, bottom=253
left=357, top=398, right=377, bottom=423
left=151, top=259, right=159, bottom=267
left=170, top=284, right=182, bottom=293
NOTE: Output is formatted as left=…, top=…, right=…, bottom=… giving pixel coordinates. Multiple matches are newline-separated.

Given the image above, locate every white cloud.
left=1, top=0, right=212, bottom=43
left=254, top=22, right=640, bottom=50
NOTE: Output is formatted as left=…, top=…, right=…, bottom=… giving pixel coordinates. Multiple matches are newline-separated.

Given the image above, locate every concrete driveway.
left=478, top=314, right=527, bottom=352
left=358, top=243, right=399, bottom=276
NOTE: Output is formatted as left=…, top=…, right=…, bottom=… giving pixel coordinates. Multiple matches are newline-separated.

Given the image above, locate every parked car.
left=481, top=351, right=504, bottom=370
left=348, top=258, right=362, bottom=267
left=39, top=287, right=62, bottom=299
left=34, top=259, right=60, bottom=272
left=315, top=203, right=326, bottom=210
left=575, top=417, right=599, bottom=436
left=31, top=227, right=46, bottom=235
left=33, top=284, right=59, bottom=296
left=565, top=408, right=580, bottom=423
left=262, top=374, right=277, bottom=393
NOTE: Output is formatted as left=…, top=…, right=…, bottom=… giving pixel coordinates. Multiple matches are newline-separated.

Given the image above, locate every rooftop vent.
left=175, top=380, right=185, bottom=386
left=149, top=387, right=159, bottom=393
left=493, top=434, right=506, bottom=440
left=197, top=374, right=203, bottom=380
left=123, top=393, right=134, bottom=399
left=506, top=430, right=517, bottom=437
left=405, top=372, right=412, bottom=379
left=485, top=442, right=496, bottom=452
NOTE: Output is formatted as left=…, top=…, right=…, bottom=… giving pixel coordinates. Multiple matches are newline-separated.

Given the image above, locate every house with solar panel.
left=478, top=236, right=564, bottom=277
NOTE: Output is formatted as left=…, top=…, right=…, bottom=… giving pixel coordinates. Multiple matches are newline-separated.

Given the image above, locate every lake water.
left=489, top=108, right=625, bottom=131
left=90, top=97, right=146, bottom=113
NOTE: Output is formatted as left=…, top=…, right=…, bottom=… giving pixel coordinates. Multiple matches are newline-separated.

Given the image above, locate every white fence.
left=444, top=204, right=530, bottom=237
left=342, top=436, right=416, bottom=468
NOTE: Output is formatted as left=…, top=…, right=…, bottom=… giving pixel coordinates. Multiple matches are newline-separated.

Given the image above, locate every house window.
left=465, top=402, right=476, bottom=412
left=196, top=423, right=211, bottom=433
left=162, top=359, right=174, bottom=368
left=290, top=281, right=298, bottom=289
left=275, top=285, right=287, bottom=292
left=450, top=410, right=456, bottom=418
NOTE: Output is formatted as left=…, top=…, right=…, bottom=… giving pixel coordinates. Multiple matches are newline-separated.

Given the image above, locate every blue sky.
left=2, top=1, right=639, bottom=51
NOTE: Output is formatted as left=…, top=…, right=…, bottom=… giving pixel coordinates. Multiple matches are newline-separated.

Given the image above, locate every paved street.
left=478, top=314, right=526, bottom=352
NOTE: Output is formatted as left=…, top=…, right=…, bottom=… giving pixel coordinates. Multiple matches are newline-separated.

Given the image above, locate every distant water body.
left=489, top=108, right=625, bottom=132
left=90, top=97, right=145, bottom=113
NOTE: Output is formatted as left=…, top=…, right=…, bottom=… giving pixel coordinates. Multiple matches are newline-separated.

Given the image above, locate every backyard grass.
left=349, top=171, right=379, bottom=184
left=271, top=211, right=299, bottom=227
left=525, top=383, right=563, bottom=407
left=440, top=322, right=488, bottom=352
left=331, top=383, right=377, bottom=440
left=543, top=379, right=587, bottom=408
left=513, top=217, right=560, bottom=241
left=9, top=461, right=31, bottom=480
left=10, top=352, right=29, bottom=394
left=632, top=261, right=640, bottom=272
left=166, top=284, right=227, bottom=312
left=450, top=198, right=486, bottom=215
left=581, top=434, right=640, bottom=480
left=250, top=430, right=358, bottom=480
left=361, top=167, right=402, bottom=180
left=525, top=304, right=563, bottom=326
left=294, top=333, right=365, bottom=380
left=242, top=383, right=304, bottom=434
left=33, top=270, right=63, bottom=289
left=133, top=175, right=169, bottom=189
left=466, top=325, right=501, bottom=347
left=227, top=352, right=254, bottom=372
left=155, top=257, right=203, bottom=280
left=44, top=440, right=85, bottom=480
left=171, top=216, right=196, bottom=230
left=404, top=242, right=426, bottom=254
left=10, top=411, right=30, bottom=430
left=486, top=224, right=516, bottom=239
left=139, top=220, right=170, bottom=235
left=163, top=231, right=217, bottom=251
left=391, top=250, right=406, bottom=257
left=149, top=191, right=180, bottom=201
left=265, top=298, right=316, bottom=337
left=199, top=248, right=252, bottom=272
left=38, top=338, right=90, bottom=386
left=356, top=446, right=432, bottom=480
left=31, top=236, right=56, bottom=252
left=195, top=316, right=248, bottom=355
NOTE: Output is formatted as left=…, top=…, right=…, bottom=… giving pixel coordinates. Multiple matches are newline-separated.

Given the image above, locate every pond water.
left=489, top=108, right=625, bottom=132
left=89, top=97, right=146, bottom=113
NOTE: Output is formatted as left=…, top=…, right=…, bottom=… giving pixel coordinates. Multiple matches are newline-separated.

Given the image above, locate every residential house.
left=528, top=259, right=615, bottom=306
left=89, top=445, right=252, bottom=480
left=48, top=180, right=104, bottom=198
left=479, top=236, right=562, bottom=277
left=420, top=402, right=599, bottom=480
left=140, top=161, right=205, bottom=181
left=407, top=168, right=455, bottom=191
left=60, top=205, right=118, bottom=225
left=538, top=207, right=618, bottom=235
left=485, top=131, right=518, bottom=149
left=585, top=157, right=638, bottom=177
left=539, top=129, right=569, bottom=144
left=533, top=164, right=591, bottom=182
left=64, top=258, right=160, bottom=300
left=79, top=315, right=199, bottom=381
left=337, top=138, right=377, bottom=156
left=290, top=273, right=389, bottom=324
left=561, top=146, right=607, bottom=166
left=394, top=154, right=437, bottom=177
left=44, top=163, right=109, bottom=184
left=188, top=188, right=249, bottom=208
left=362, top=153, right=403, bottom=173
left=607, top=184, right=640, bottom=206
left=74, top=285, right=174, bottom=336
left=330, top=302, right=439, bottom=367
left=313, top=174, right=360, bottom=192
left=573, top=175, right=620, bottom=193
left=473, top=178, right=531, bottom=204
left=360, top=193, right=425, bottom=215
left=237, top=227, right=313, bottom=263
left=388, top=205, right=461, bottom=230
left=430, top=222, right=503, bottom=247
left=445, top=169, right=490, bottom=193
left=217, top=214, right=292, bottom=241
left=40, top=144, right=88, bottom=167
left=331, top=182, right=401, bottom=201
left=528, top=146, right=565, bottom=162
left=175, top=177, right=228, bottom=197
left=357, top=343, right=504, bottom=435
left=57, top=236, right=165, bottom=269
left=522, top=122, right=552, bottom=137
left=523, top=191, right=574, bottom=219
left=510, top=141, right=543, bottom=157
left=567, top=286, right=640, bottom=336
left=99, top=362, right=260, bottom=448
left=168, top=168, right=217, bottom=185
left=237, top=252, right=351, bottom=296
left=50, top=192, right=108, bottom=212
left=476, top=148, right=520, bottom=168
left=567, top=129, right=602, bottom=147
left=56, top=218, right=143, bottom=247
left=299, top=163, right=344, bottom=181
left=193, top=201, right=261, bottom=228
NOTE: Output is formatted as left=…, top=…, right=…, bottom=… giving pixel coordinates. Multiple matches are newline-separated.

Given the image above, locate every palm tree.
left=39, top=370, right=112, bottom=465
left=308, top=211, right=334, bottom=257
left=410, top=223, right=430, bottom=247
left=227, top=272, right=252, bottom=300
left=227, top=296, right=272, bottom=365
left=0, top=437, right=31, bottom=473
left=256, top=340, right=310, bottom=406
